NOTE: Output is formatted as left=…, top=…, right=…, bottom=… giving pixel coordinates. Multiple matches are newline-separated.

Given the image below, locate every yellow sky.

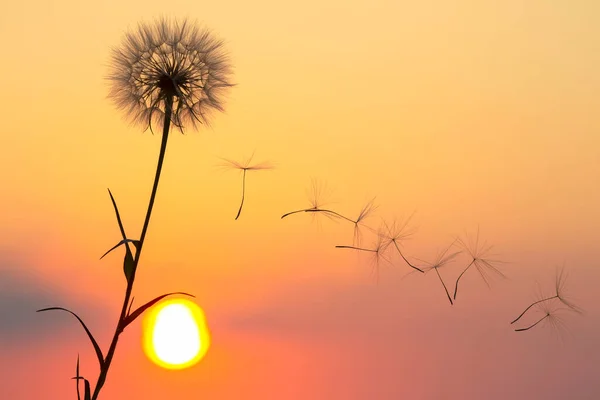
left=1, top=1, right=599, bottom=399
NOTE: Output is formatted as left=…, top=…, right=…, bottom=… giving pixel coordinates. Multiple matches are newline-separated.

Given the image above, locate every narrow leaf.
left=75, top=354, right=81, bottom=400
left=107, top=188, right=133, bottom=258
left=100, top=239, right=140, bottom=260
left=121, top=292, right=194, bottom=330
left=37, top=307, right=104, bottom=369
left=84, top=379, right=91, bottom=400
left=108, top=188, right=127, bottom=241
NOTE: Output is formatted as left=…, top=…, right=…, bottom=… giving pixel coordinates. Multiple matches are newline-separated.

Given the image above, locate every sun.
left=142, top=298, right=210, bottom=370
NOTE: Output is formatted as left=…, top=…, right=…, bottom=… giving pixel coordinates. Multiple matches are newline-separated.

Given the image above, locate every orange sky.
left=1, top=1, right=599, bottom=399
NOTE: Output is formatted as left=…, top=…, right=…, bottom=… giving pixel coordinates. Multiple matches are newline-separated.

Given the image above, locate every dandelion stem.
left=235, top=169, right=246, bottom=220
left=510, top=295, right=557, bottom=325
left=515, top=314, right=550, bottom=332
left=92, top=96, right=173, bottom=400
left=453, top=259, right=475, bottom=300
left=336, top=245, right=377, bottom=252
left=434, top=268, right=453, bottom=305
left=281, top=207, right=354, bottom=223
left=392, top=240, right=424, bottom=273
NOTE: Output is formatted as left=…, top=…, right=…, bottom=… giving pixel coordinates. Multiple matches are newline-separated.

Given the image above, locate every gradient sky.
left=1, top=1, right=599, bottom=399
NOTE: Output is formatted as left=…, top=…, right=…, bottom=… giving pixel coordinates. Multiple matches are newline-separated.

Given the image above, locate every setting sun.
left=142, top=299, right=211, bottom=370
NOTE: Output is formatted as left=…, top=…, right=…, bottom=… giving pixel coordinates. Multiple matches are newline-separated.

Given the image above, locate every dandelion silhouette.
left=414, top=240, right=461, bottom=305
left=37, top=17, right=233, bottom=400
left=380, top=214, right=423, bottom=273
left=336, top=228, right=391, bottom=283
left=453, top=227, right=506, bottom=300
left=107, top=17, right=233, bottom=132
left=511, top=264, right=583, bottom=325
left=219, top=152, right=273, bottom=219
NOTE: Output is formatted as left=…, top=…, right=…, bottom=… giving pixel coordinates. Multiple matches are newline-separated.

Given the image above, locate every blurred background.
left=0, top=1, right=599, bottom=399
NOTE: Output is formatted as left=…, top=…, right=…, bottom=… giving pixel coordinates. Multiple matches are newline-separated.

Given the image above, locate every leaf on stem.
left=72, top=354, right=81, bottom=400
left=123, top=250, right=135, bottom=284
left=107, top=188, right=136, bottom=258
left=99, top=239, right=140, bottom=260
left=121, top=292, right=195, bottom=331
left=37, top=307, right=104, bottom=369
left=84, top=379, right=91, bottom=400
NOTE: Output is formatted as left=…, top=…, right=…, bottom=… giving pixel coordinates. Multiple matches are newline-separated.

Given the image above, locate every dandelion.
left=511, top=264, right=583, bottom=325
left=107, top=17, right=233, bottom=133
left=380, top=213, right=422, bottom=273
left=414, top=240, right=461, bottom=305
left=452, top=227, right=506, bottom=300
left=219, top=152, right=273, bottom=219
left=37, top=17, right=233, bottom=400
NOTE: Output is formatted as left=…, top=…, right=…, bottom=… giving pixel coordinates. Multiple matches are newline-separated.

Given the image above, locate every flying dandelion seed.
left=380, top=213, right=422, bottom=273
left=453, top=227, right=506, bottom=300
left=336, top=228, right=391, bottom=283
left=511, top=264, right=583, bottom=325
left=514, top=299, right=572, bottom=339
left=219, top=152, right=273, bottom=219
left=350, top=198, right=378, bottom=246
left=414, top=240, right=461, bottom=305
left=281, top=179, right=344, bottom=225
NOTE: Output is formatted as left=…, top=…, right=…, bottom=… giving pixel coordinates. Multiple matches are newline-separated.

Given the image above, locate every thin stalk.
left=235, top=169, right=246, bottom=220
left=92, top=96, right=173, bottom=400
left=434, top=268, right=453, bottom=305
left=510, top=295, right=557, bottom=325
left=392, top=240, right=423, bottom=273
left=335, top=245, right=376, bottom=252
left=515, top=314, right=549, bottom=332
left=453, top=259, right=475, bottom=300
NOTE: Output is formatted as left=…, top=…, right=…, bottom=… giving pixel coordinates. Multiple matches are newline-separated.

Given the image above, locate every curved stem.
left=281, top=209, right=307, bottom=219
left=313, top=208, right=354, bottom=224
left=280, top=207, right=354, bottom=223
left=393, top=240, right=423, bottom=273
left=92, top=96, right=173, bottom=400
left=515, top=314, right=549, bottom=332
left=336, top=245, right=376, bottom=252
left=510, top=295, right=557, bottom=325
left=434, top=267, right=453, bottom=305
left=453, top=259, right=475, bottom=300
left=235, top=169, right=246, bottom=220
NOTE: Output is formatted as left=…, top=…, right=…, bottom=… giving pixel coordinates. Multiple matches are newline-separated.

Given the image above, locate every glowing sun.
left=142, top=298, right=210, bottom=369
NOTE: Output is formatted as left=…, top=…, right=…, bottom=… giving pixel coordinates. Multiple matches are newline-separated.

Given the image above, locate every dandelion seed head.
left=107, top=17, right=234, bottom=132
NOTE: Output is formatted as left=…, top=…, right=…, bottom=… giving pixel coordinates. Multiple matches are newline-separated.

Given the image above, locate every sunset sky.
left=1, top=1, right=599, bottom=399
